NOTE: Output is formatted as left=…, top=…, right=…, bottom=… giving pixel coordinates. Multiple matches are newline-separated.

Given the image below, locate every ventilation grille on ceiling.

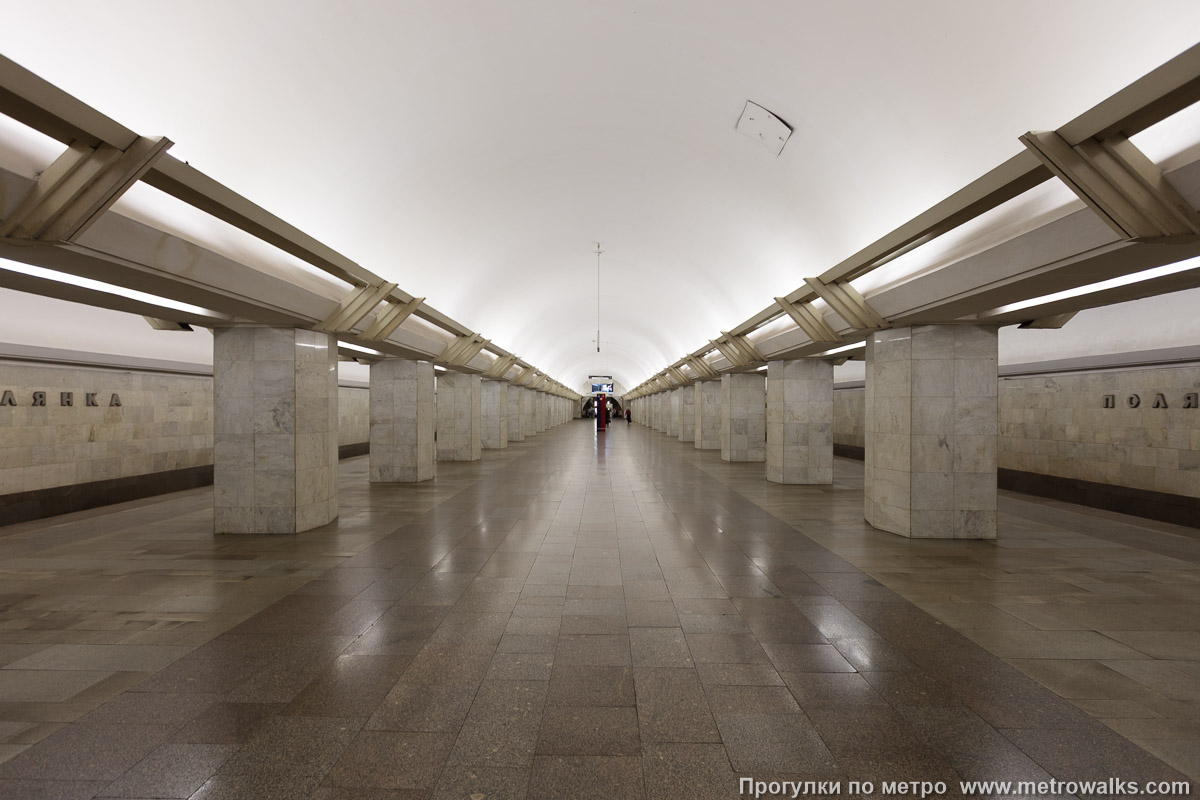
left=736, top=101, right=792, bottom=156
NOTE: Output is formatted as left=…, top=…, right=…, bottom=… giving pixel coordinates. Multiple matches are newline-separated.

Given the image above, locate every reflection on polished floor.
left=0, top=421, right=1197, bottom=799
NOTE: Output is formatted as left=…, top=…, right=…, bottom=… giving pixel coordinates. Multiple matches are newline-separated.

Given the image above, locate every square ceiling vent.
left=736, top=101, right=792, bottom=156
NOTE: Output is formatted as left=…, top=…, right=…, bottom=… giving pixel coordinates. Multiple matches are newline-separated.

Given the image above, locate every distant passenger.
left=625, top=408, right=631, bottom=424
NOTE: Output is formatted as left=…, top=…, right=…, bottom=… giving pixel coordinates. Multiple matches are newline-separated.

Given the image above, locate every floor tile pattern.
left=0, top=422, right=1196, bottom=798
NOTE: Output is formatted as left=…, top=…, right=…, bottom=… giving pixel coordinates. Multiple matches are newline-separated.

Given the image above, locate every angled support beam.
left=803, top=278, right=886, bottom=331
left=361, top=295, right=424, bottom=341
left=316, top=281, right=398, bottom=333
left=715, top=332, right=765, bottom=367
left=1018, top=312, right=1078, bottom=330
left=143, top=317, right=193, bottom=332
left=484, top=353, right=519, bottom=379
left=1020, top=130, right=1200, bottom=242
left=438, top=333, right=489, bottom=367
left=685, top=357, right=718, bottom=380
left=774, top=296, right=843, bottom=344
left=0, top=136, right=171, bottom=243
left=665, top=366, right=690, bottom=385
left=710, top=338, right=747, bottom=367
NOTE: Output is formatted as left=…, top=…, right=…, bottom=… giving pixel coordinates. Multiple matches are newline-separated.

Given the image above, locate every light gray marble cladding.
left=213, top=327, right=338, bottom=534
left=436, top=371, right=482, bottom=461
left=833, top=387, right=866, bottom=449
left=523, top=387, right=536, bottom=436
left=508, top=384, right=525, bottom=441
left=369, top=359, right=434, bottom=483
left=481, top=380, right=509, bottom=450
left=864, top=324, right=998, bottom=540
left=669, top=390, right=681, bottom=437
left=721, top=373, right=766, bottom=462
left=338, top=386, right=369, bottom=447
left=767, top=359, right=834, bottom=484
left=656, top=393, right=668, bottom=432
left=678, top=386, right=696, bottom=442
left=695, top=381, right=722, bottom=450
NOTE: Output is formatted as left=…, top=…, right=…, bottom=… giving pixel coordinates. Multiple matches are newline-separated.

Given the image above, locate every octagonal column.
left=766, top=359, right=834, bottom=484
left=369, top=359, right=435, bottom=483
left=721, top=373, right=766, bottom=462
left=865, top=325, right=998, bottom=539
left=436, top=371, right=481, bottom=461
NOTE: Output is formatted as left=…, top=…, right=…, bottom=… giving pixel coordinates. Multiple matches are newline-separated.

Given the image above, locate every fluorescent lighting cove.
left=0, top=258, right=216, bottom=318
left=338, top=341, right=385, bottom=356
left=816, top=341, right=866, bottom=357
left=993, top=257, right=1200, bottom=315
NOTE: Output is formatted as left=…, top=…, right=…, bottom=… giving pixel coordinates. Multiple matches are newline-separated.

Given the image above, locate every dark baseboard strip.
left=0, top=465, right=215, bottom=527
left=998, top=468, right=1200, bottom=530
left=1, top=442, right=372, bottom=527
left=339, top=442, right=370, bottom=459
left=834, top=443, right=865, bottom=460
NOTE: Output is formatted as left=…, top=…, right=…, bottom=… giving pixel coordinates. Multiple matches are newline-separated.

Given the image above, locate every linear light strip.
left=993, top=256, right=1200, bottom=315
left=0, top=258, right=215, bottom=317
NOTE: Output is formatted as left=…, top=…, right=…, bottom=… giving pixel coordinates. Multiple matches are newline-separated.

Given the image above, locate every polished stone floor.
left=0, top=420, right=1196, bottom=799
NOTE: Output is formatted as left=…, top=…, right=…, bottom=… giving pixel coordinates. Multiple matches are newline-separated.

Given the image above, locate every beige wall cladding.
left=678, top=386, right=696, bottom=442
left=695, top=381, right=722, bottom=450
left=212, top=327, right=339, bottom=535
left=767, top=359, right=834, bottom=485
left=998, top=365, right=1200, bottom=498
left=0, top=361, right=212, bottom=496
left=436, top=371, right=481, bottom=461
left=864, top=325, right=998, bottom=540
left=369, top=359, right=435, bottom=483
left=339, top=386, right=369, bottom=446
left=721, top=373, right=766, bottom=462
left=481, top=380, right=509, bottom=450
left=834, top=387, right=865, bottom=449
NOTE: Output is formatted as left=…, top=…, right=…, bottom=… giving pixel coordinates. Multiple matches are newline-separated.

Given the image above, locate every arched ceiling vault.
left=1, top=2, right=1200, bottom=391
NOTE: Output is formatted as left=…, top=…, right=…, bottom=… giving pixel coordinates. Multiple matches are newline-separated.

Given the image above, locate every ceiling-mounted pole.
left=595, top=242, right=603, bottom=353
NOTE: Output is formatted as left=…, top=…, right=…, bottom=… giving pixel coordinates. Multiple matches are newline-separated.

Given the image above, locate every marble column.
left=766, top=359, right=834, bottom=485
left=481, top=380, right=509, bottom=449
left=213, top=327, right=338, bottom=534
left=678, top=384, right=696, bottom=442
left=369, top=359, right=435, bottom=483
left=669, top=390, right=681, bottom=437
left=436, top=371, right=482, bottom=461
left=865, top=325, right=998, bottom=539
left=523, top=388, right=536, bottom=436
left=695, top=381, right=722, bottom=450
left=721, top=373, right=766, bottom=462
left=657, top=393, right=668, bottom=432
left=508, top=383, right=525, bottom=442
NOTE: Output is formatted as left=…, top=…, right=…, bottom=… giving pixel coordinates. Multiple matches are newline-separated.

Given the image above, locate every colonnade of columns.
left=212, top=328, right=579, bottom=534
left=629, top=324, right=1000, bottom=540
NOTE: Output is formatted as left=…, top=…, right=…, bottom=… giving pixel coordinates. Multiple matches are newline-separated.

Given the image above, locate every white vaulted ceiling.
left=3, top=1, right=1200, bottom=391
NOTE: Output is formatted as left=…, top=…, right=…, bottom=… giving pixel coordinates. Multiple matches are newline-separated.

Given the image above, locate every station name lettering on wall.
left=0, top=391, right=122, bottom=407
left=1102, top=393, right=1198, bottom=409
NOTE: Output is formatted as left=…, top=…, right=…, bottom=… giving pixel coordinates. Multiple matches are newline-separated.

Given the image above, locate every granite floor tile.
left=449, top=680, right=547, bottom=768
left=633, top=668, right=720, bottom=744
left=431, top=765, right=531, bottom=800
left=170, top=702, right=283, bottom=745
left=324, top=730, right=456, bottom=793
left=555, top=635, right=631, bottom=667
left=97, top=742, right=236, bottom=799
left=536, top=706, right=640, bottom=755
left=527, top=755, right=645, bottom=800
left=715, top=713, right=839, bottom=775
left=365, top=683, right=477, bottom=732
left=547, top=665, right=635, bottom=707
left=641, top=742, right=738, bottom=800
left=0, top=722, right=173, bottom=781
left=629, top=628, right=693, bottom=668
